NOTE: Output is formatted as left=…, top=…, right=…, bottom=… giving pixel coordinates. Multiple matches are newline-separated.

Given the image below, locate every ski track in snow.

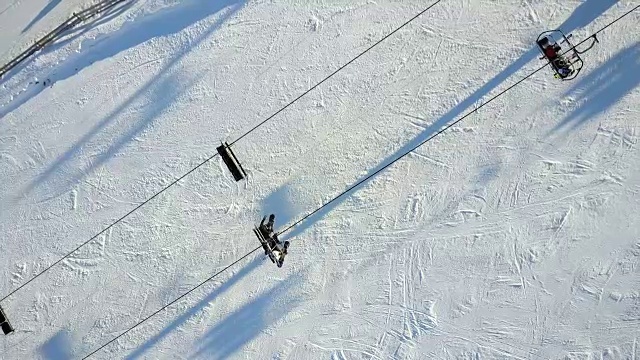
left=1, top=0, right=640, bottom=359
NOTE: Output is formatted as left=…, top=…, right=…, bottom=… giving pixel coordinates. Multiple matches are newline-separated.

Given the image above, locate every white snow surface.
left=1, top=0, right=639, bottom=359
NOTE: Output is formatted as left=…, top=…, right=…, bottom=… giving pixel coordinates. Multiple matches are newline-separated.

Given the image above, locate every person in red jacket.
left=544, top=44, right=559, bottom=60
left=540, top=37, right=573, bottom=78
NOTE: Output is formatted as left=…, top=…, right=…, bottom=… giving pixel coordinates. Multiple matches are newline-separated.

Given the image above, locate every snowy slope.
left=1, top=0, right=639, bottom=359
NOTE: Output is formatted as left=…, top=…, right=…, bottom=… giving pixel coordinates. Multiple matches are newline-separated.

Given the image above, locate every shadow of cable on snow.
left=125, top=258, right=261, bottom=360
left=22, top=0, right=63, bottom=34
left=283, top=46, right=538, bottom=240
left=550, top=42, right=640, bottom=134
left=18, top=1, right=246, bottom=201
left=0, top=0, right=246, bottom=119
left=556, top=0, right=619, bottom=34
left=280, top=1, right=622, bottom=240
left=19, top=70, right=189, bottom=201
left=190, top=272, right=302, bottom=360
left=40, top=329, right=73, bottom=360
left=69, top=72, right=199, bottom=185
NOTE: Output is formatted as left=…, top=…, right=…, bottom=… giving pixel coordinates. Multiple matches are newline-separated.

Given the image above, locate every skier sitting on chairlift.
left=258, top=214, right=290, bottom=267
left=539, top=36, right=573, bottom=78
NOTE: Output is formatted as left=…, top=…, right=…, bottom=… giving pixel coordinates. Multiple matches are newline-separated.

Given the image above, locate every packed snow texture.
left=1, top=0, right=639, bottom=359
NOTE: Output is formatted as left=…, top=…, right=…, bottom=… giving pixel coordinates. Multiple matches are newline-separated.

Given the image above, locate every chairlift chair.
left=216, top=142, right=247, bottom=182
left=536, top=29, right=598, bottom=81
left=0, top=305, right=14, bottom=335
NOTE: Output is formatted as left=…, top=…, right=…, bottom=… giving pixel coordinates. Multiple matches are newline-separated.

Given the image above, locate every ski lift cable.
left=0, top=152, right=221, bottom=304
left=228, top=0, right=444, bottom=147
left=276, top=3, right=640, bottom=237
left=590, top=2, right=640, bottom=37
left=81, top=245, right=262, bottom=359
left=81, top=4, right=638, bottom=358
left=0, top=1, right=445, bottom=303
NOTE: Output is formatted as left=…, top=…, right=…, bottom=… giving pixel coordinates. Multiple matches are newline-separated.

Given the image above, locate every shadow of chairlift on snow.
left=551, top=41, right=640, bottom=133
left=190, top=272, right=301, bottom=360
left=125, top=258, right=262, bottom=360
left=557, top=0, right=620, bottom=35
left=260, top=184, right=298, bottom=229
left=40, top=330, right=73, bottom=360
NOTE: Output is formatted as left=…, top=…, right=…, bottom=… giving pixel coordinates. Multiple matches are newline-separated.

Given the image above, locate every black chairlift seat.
left=216, top=142, right=247, bottom=182
left=536, top=29, right=597, bottom=81
left=1, top=322, right=13, bottom=335
left=0, top=305, right=14, bottom=335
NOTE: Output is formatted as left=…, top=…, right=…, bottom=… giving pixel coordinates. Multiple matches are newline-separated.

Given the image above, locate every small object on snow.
left=254, top=214, right=289, bottom=268
left=0, top=305, right=14, bottom=335
left=536, top=29, right=598, bottom=81
left=216, top=142, right=247, bottom=181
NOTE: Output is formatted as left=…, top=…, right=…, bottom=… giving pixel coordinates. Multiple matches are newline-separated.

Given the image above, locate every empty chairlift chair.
left=0, top=305, right=14, bottom=335
left=216, top=142, right=247, bottom=182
